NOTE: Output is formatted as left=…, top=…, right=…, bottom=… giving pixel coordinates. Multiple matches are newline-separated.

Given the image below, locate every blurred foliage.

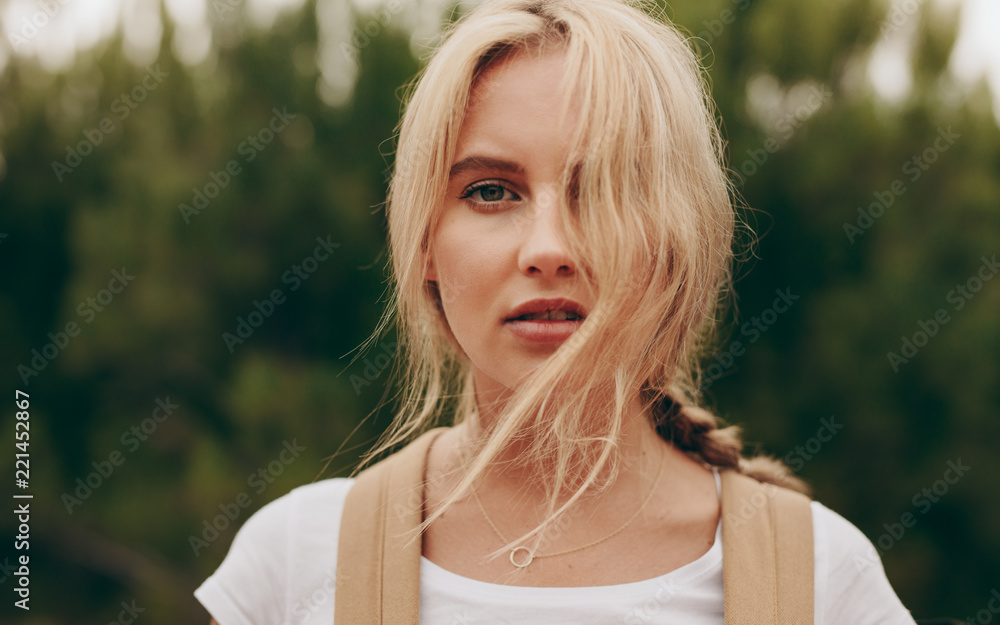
left=0, top=0, right=997, bottom=622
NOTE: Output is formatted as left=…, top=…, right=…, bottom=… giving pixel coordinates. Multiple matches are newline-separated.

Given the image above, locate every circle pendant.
left=510, top=547, right=534, bottom=568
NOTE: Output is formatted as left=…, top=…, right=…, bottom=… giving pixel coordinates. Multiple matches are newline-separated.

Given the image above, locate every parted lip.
left=504, top=298, right=588, bottom=321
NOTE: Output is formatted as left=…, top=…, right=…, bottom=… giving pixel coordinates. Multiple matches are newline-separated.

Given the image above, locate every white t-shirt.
left=194, top=472, right=917, bottom=625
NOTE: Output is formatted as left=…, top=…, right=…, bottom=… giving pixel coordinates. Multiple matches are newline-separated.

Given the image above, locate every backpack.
left=334, top=427, right=814, bottom=624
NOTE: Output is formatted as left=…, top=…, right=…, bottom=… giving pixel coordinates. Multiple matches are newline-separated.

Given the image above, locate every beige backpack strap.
left=334, top=427, right=448, bottom=625
left=721, top=469, right=814, bottom=625
left=334, top=434, right=812, bottom=623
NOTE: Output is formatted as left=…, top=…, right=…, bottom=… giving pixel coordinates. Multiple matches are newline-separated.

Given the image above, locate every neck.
left=423, top=385, right=718, bottom=560
left=449, top=388, right=672, bottom=507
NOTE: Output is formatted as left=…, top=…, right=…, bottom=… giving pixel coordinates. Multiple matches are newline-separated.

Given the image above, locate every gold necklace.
left=471, top=452, right=666, bottom=568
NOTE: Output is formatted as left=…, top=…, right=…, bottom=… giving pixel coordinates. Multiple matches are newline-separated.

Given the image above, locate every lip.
left=503, top=298, right=588, bottom=322
left=503, top=298, right=587, bottom=344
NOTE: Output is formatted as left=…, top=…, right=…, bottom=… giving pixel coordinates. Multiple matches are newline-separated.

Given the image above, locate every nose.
left=516, top=187, right=576, bottom=279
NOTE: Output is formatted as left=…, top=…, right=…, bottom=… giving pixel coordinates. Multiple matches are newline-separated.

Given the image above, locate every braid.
left=654, top=394, right=811, bottom=496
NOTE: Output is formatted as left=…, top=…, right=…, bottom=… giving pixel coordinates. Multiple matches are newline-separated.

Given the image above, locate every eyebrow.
left=448, top=156, right=525, bottom=179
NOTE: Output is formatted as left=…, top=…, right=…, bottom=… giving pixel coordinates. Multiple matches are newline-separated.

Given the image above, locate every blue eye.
left=459, top=181, right=520, bottom=210
left=475, top=185, right=506, bottom=202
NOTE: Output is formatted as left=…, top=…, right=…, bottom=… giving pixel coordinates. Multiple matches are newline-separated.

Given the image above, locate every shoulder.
left=247, top=477, right=356, bottom=536
left=222, top=477, right=356, bottom=562
left=810, top=501, right=917, bottom=625
left=193, top=477, right=356, bottom=625
left=720, top=471, right=916, bottom=624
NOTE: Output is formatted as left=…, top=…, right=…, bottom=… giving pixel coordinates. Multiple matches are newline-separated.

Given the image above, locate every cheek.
left=432, top=218, right=509, bottom=332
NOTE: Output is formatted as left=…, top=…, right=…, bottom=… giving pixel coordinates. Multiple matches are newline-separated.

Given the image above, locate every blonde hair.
left=360, top=0, right=807, bottom=562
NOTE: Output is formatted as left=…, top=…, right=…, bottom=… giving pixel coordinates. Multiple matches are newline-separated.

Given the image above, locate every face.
left=424, top=48, right=595, bottom=402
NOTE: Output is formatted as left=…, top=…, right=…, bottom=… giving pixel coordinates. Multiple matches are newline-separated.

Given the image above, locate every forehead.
left=454, top=48, right=578, bottom=163
left=468, top=47, right=570, bottom=111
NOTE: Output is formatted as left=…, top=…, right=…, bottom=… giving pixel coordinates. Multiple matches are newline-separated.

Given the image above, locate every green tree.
left=0, top=0, right=995, bottom=622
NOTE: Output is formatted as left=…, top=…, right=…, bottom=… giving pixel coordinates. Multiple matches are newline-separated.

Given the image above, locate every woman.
left=195, top=0, right=917, bottom=622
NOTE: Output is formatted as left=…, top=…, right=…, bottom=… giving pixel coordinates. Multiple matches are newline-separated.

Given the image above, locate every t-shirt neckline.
left=419, top=468, right=722, bottom=600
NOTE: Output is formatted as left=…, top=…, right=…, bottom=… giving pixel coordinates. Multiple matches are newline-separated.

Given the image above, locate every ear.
left=423, top=249, right=437, bottom=281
